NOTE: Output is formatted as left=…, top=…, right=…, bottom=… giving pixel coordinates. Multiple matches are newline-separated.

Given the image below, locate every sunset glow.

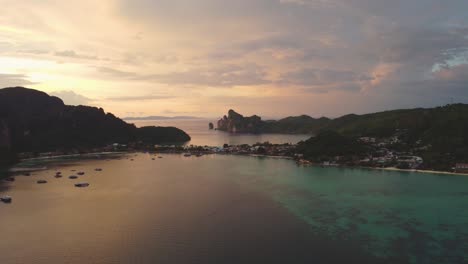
left=1, top=0, right=467, bottom=118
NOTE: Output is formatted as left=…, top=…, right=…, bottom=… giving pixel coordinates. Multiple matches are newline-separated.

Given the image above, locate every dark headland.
left=215, top=107, right=468, bottom=172
left=0, top=87, right=190, bottom=164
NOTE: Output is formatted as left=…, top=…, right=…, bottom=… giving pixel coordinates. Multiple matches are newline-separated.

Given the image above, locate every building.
left=397, top=156, right=424, bottom=169
left=455, top=163, right=468, bottom=173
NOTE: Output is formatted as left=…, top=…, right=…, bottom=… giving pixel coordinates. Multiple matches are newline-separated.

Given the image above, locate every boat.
left=74, top=182, right=90, bottom=188
left=1, top=196, right=12, bottom=203
left=196, top=153, right=203, bottom=157
left=37, top=180, right=47, bottom=184
left=152, top=158, right=155, bottom=160
left=4, top=177, right=15, bottom=182
left=95, top=168, right=102, bottom=171
left=23, top=172, right=31, bottom=176
left=69, top=175, right=78, bottom=179
left=55, top=174, right=63, bottom=178
left=184, top=153, right=192, bottom=157
left=77, top=172, right=85, bottom=175
left=158, top=156, right=163, bottom=159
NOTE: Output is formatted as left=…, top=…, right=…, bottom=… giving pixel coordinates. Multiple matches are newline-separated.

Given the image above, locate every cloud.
left=54, top=50, right=98, bottom=60
left=147, top=64, right=269, bottom=87
left=433, top=63, right=468, bottom=82
left=98, top=64, right=270, bottom=87
left=96, top=67, right=138, bottom=78
left=49, top=90, right=93, bottom=105
left=0, top=73, right=36, bottom=87
left=279, top=0, right=342, bottom=8
left=2, top=0, right=468, bottom=117
left=279, top=68, right=368, bottom=93
left=105, top=95, right=176, bottom=101
left=285, top=68, right=359, bottom=85
left=17, top=49, right=50, bottom=55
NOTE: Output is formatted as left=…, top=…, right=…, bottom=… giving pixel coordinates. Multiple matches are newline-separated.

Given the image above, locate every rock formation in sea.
left=217, top=110, right=263, bottom=133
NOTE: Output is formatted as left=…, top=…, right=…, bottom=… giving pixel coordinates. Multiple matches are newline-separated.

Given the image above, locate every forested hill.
left=217, top=105, right=468, bottom=141
left=216, top=106, right=468, bottom=170
left=0, top=87, right=190, bottom=163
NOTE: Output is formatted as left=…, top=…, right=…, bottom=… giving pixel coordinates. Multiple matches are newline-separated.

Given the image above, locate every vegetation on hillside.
left=0, top=87, right=190, bottom=163
left=218, top=105, right=468, bottom=168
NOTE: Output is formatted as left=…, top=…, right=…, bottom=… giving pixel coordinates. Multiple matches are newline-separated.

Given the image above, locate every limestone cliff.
left=217, top=110, right=263, bottom=133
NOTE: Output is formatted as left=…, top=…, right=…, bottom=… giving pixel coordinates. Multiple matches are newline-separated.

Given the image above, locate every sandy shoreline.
left=370, top=166, right=468, bottom=177
left=10, top=150, right=468, bottom=177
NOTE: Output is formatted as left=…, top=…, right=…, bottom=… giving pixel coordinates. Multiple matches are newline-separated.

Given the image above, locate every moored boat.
left=37, top=180, right=47, bottom=184
left=0, top=196, right=12, bottom=203
left=69, top=175, right=78, bottom=179
left=74, top=182, right=90, bottom=188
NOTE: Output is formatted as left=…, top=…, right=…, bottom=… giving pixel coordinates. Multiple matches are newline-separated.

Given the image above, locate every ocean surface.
left=129, top=119, right=311, bottom=146
left=1, top=153, right=468, bottom=264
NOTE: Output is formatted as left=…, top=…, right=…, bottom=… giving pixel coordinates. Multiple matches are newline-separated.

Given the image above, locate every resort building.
left=455, top=163, right=468, bottom=173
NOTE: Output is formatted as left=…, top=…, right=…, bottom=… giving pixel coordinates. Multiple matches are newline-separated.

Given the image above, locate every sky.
left=1, top=0, right=468, bottom=118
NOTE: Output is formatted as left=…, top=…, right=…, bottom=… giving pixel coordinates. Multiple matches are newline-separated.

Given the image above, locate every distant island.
left=216, top=109, right=329, bottom=134
left=216, top=107, right=468, bottom=171
left=0, top=87, right=191, bottom=164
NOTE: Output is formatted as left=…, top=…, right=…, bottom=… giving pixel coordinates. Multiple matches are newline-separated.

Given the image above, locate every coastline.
left=211, top=152, right=468, bottom=177
left=370, top=166, right=468, bottom=177
left=8, top=149, right=468, bottom=177
left=19, top=151, right=127, bottom=162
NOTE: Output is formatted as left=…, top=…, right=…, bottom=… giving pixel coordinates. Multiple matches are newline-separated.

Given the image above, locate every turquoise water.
left=1, top=154, right=468, bottom=263
left=225, top=158, right=468, bottom=263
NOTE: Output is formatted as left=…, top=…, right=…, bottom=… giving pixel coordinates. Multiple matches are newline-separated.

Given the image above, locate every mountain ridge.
left=0, top=87, right=191, bottom=164
left=216, top=105, right=468, bottom=136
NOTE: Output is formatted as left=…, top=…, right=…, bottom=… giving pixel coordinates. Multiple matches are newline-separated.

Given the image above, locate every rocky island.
left=217, top=110, right=263, bottom=133
left=0, top=87, right=190, bottom=164
left=215, top=109, right=330, bottom=134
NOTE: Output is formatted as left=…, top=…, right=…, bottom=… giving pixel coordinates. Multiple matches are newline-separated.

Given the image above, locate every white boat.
left=75, top=182, right=90, bottom=188
left=1, top=196, right=12, bottom=203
